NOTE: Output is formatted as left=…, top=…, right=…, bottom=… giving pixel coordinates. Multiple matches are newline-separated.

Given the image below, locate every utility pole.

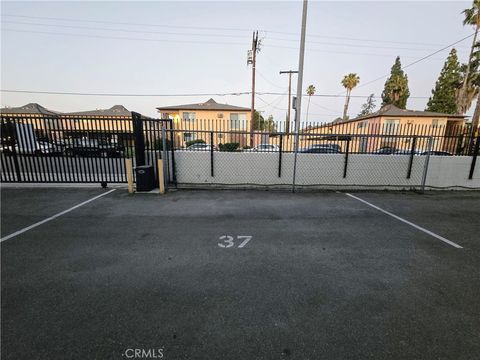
left=248, top=31, right=259, bottom=146
left=292, top=0, right=308, bottom=192
left=279, top=70, right=298, bottom=134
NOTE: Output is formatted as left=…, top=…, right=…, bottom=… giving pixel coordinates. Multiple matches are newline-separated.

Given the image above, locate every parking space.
left=1, top=188, right=479, bottom=359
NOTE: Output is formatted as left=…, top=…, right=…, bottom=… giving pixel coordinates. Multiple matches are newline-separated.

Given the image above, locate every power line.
left=308, top=99, right=341, bottom=114
left=257, top=70, right=287, bottom=90
left=1, top=20, right=251, bottom=40
left=257, top=92, right=289, bottom=111
left=350, top=32, right=476, bottom=93
left=1, top=28, right=248, bottom=46
left=2, top=20, right=455, bottom=53
left=3, top=14, right=469, bottom=49
left=267, top=36, right=445, bottom=52
left=1, top=14, right=255, bottom=33
left=0, top=89, right=251, bottom=97
left=1, top=89, right=440, bottom=99
left=0, top=28, right=448, bottom=60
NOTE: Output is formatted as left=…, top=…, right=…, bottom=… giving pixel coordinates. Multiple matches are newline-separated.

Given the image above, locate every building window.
left=230, top=113, right=247, bottom=129
left=217, top=113, right=224, bottom=118
left=182, top=112, right=196, bottom=121
left=383, top=119, right=400, bottom=134
left=183, top=132, right=196, bottom=141
left=357, top=121, right=367, bottom=129
left=432, top=119, right=439, bottom=128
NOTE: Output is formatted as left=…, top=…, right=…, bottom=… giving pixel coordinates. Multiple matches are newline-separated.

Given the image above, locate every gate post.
left=6, top=118, right=22, bottom=182
left=406, top=136, right=417, bottom=179
left=343, top=138, right=350, bottom=178
left=420, top=136, right=433, bottom=193
left=131, top=112, right=145, bottom=166
left=210, top=131, right=214, bottom=177
left=161, top=126, right=169, bottom=189
left=278, top=133, right=283, bottom=178
left=468, top=136, right=479, bottom=180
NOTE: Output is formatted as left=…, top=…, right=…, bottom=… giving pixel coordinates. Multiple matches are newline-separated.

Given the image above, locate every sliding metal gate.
left=0, top=113, right=173, bottom=184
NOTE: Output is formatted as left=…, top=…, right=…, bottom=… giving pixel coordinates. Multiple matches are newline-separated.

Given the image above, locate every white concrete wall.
left=426, top=156, right=479, bottom=189
left=171, top=152, right=480, bottom=190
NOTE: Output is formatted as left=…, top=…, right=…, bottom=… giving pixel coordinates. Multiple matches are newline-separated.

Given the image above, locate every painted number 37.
left=218, top=235, right=252, bottom=248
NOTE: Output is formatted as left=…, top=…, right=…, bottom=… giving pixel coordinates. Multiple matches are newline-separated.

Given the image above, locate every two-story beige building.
left=301, top=104, right=467, bottom=153
left=157, top=98, right=252, bottom=147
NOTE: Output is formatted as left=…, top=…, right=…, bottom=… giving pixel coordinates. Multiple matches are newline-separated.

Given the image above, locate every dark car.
left=393, top=149, right=420, bottom=155
left=300, top=144, right=342, bottom=154
left=64, top=138, right=123, bottom=157
left=421, top=150, right=452, bottom=156
left=374, top=146, right=399, bottom=155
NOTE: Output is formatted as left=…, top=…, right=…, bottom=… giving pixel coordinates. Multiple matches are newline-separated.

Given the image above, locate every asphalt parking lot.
left=1, top=187, right=480, bottom=360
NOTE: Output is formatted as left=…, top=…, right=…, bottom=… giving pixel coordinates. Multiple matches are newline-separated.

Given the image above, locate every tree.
left=466, top=40, right=480, bottom=150
left=253, top=111, right=276, bottom=132
left=426, top=48, right=462, bottom=114
left=341, top=73, right=360, bottom=120
left=357, top=94, right=376, bottom=117
left=381, top=57, right=410, bottom=109
left=305, top=85, right=316, bottom=122
left=457, top=1, right=480, bottom=143
left=457, top=0, right=480, bottom=114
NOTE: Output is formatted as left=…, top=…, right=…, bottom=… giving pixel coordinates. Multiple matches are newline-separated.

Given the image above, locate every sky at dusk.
left=1, top=0, right=476, bottom=124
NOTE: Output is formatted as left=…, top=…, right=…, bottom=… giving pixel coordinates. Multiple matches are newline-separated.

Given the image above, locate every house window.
left=357, top=121, right=367, bottom=129
left=182, top=112, right=196, bottom=121
left=383, top=119, right=400, bottom=134
left=432, top=119, right=439, bottom=128
left=183, top=132, right=196, bottom=141
left=217, top=113, right=224, bottom=118
left=230, top=113, right=247, bottom=129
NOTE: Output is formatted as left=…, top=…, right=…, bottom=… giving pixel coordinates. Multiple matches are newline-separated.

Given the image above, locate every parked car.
left=300, top=144, right=342, bottom=154
left=244, top=144, right=280, bottom=152
left=1, top=141, right=56, bottom=155
left=64, top=138, right=123, bottom=157
left=393, top=149, right=420, bottom=155
left=420, top=150, right=452, bottom=156
left=374, top=146, right=399, bottom=155
left=185, top=143, right=216, bottom=151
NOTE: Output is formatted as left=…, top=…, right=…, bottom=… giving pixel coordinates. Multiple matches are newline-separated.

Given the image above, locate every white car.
left=1, top=142, right=56, bottom=155
left=244, top=144, right=280, bottom=152
left=185, top=143, right=216, bottom=151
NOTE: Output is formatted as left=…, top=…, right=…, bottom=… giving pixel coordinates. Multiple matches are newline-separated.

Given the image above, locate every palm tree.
left=341, top=73, right=360, bottom=120
left=457, top=0, right=480, bottom=114
left=459, top=1, right=480, bottom=153
left=305, top=85, right=316, bottom=122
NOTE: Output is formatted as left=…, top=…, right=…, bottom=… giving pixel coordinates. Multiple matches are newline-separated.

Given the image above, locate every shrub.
left=219, top=142, right=240, bottom=152
left=186, top=139, right=205, bottom=147
left=152, top=138, right=172, bottom=150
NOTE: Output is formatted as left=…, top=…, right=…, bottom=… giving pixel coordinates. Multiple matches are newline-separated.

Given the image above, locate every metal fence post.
left=161, top=127, right=169, bottom=189
left=131, top=112, right=145, bottom=167
left=343, top=138, right=350, bottom=178
left=407, top=136, right=417, bottom=179
left=468, top=136, right=479, bottom=180
left=420, top=136, right=433, bottom=193
left=7, top=118, right=22, bottom=182
left=169, top=129, right=177, bottom=186
left=278, top=133, right=283, bottom=178
left=210, top=131, right=214, bottom=177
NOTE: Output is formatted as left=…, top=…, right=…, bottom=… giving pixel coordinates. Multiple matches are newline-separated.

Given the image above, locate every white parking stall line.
left=345, top=193, right=463, bottom=249
left=1, top=189, right=116, bottom=242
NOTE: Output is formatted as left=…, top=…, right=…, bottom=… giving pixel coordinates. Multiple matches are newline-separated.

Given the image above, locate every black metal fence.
left=166, top=127, right=479, bottom=190
left=166, top=120, right=475, bottom=156
left=0, top=114, right=172, bottom=183
left=1, top=113, right=478, bottom=189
